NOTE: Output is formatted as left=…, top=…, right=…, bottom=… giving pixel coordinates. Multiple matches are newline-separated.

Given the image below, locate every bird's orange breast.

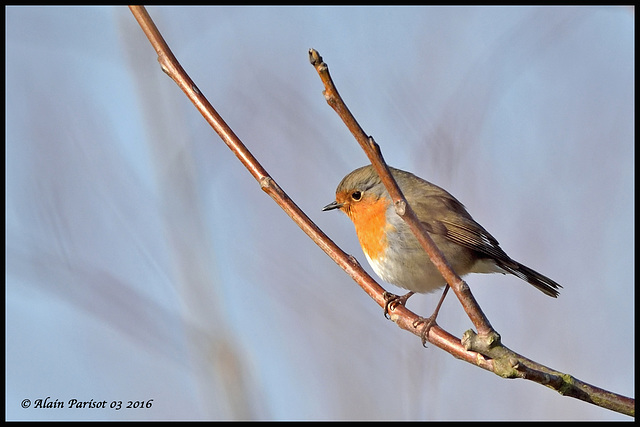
left=346, top=196, right=394, bottom=262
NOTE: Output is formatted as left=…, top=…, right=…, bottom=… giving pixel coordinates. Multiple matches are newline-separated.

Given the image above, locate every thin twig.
left=308, top=49, right=494, bottom=338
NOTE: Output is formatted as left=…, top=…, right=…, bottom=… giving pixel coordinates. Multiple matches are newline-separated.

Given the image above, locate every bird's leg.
left=382, top=291, right=415, bottom=319
left=414, top=285, right=450, bottom=347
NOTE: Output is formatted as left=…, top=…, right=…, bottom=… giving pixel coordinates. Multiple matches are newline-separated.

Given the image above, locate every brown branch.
left=462, top=330, right=635, bottom=416
left=127, top=7, right=633, bottom=418
left=308, top=48, right=494, bottom=338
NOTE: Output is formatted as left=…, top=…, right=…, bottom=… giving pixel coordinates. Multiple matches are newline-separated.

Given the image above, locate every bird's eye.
left=351, top=191, right=362, bottom=201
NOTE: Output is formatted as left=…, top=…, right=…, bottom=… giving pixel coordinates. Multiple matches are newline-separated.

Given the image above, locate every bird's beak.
left=322, top=201, right=343, bottom=211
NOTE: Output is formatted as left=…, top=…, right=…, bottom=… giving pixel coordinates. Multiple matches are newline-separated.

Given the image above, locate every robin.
left=322, top=165, right=561, bottom=335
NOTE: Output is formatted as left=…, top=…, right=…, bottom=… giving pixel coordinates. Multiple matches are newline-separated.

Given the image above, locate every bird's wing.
left=415, top=195, right=509, bottom=261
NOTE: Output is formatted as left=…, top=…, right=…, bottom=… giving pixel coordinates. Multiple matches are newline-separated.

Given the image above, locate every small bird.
left=323, top=165, right=561, bottom=321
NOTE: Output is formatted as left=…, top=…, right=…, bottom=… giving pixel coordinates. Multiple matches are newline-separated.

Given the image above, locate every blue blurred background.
left=6, top=6, right=634, bottom=421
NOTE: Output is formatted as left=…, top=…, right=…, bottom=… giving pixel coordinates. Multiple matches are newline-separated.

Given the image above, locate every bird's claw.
left=413, top=315, right=438, bottom=347
left=382, top=291, right=414, bottom=319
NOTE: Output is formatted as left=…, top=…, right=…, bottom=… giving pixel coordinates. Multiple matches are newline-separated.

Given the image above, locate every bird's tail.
left=498, top=260, right=562, bottom=298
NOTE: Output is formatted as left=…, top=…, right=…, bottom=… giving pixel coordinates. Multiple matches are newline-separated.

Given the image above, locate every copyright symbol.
left=21, top=399, right=31, bottom=408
